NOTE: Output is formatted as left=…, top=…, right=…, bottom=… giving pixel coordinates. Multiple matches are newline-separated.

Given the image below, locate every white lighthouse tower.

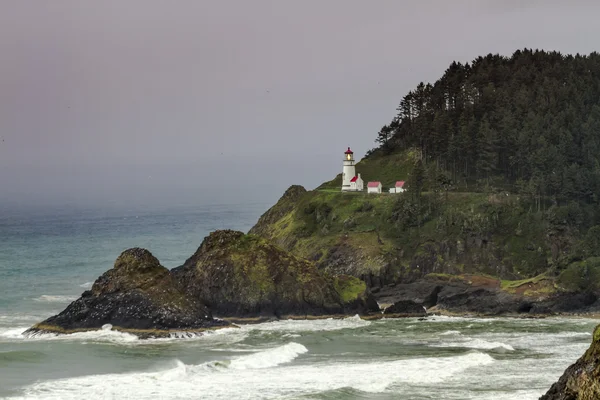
left=341, top=147, right=356, bottom=191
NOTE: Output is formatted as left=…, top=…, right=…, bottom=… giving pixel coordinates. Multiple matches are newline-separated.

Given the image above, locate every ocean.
left=0, top=202, right=597, bottom=399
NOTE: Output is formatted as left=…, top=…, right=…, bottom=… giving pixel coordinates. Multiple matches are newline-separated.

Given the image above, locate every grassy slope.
left=317, top=149, right=418, bottom=191
left=252, top=187, right=557, bottom=288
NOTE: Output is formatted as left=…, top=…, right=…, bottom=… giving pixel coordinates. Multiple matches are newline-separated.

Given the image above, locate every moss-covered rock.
left=172, top=230, right=378, bottom=319
left=25, top=248, right=228, bottom=338
left=541, top=324, right=600, bottom=399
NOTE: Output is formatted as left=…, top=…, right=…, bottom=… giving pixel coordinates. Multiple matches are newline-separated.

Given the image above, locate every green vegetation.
left=501, top=274, right=549, bottom=290
left=251, top=185, right=561, bottom=282
left=558, top=258, right=600, bottom=292
left=251, top=49, right=600, bottom=292
left=375, top=49, right=600, bottom=205
left=333, top=275, right=367, bottom=303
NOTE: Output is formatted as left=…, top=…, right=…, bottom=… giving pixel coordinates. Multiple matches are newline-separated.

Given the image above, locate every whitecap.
left=0, top=326, right=28, bottom=340
left=14, top=351, right=494, bottom=399
left=79, top=282, right=93, bottom=289
left=240, top=314, right=370, bottom=333
left=33, top=295, right=78, bottom=303
left=440, top=330, right=461, bottom=336
left=434, top=338, right=515, bottom=352
left=227, top=342, right=308, bottom=370
left=22, top=327, right=139, bottom=344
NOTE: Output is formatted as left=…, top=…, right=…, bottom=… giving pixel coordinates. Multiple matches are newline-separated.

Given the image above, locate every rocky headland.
left=247, top=184, right=600, bottom=319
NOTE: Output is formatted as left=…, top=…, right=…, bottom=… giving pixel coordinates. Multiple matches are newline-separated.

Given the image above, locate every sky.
left=1, top=0, right=600, bottom=208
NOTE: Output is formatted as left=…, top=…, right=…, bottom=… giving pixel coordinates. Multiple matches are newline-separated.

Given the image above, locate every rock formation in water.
left=25, top=248, right=229, bottom=338
left=26, top=231, right=380, bottom=338
left=171, top=230, right=379, bottom=320
left=541, top=325, right=600, bottom=399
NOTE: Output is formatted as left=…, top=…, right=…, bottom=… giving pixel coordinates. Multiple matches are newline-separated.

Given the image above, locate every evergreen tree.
left=371, top=50, right=600, bottom=205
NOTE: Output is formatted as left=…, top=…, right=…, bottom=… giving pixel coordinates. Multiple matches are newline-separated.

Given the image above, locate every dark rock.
left=517, top=302, right=534, bottom=313
left=540, top=325, right=600, bottom=399
left=374, top=278, right=526, bottom=315
left=423, top=285, right=443, bottom=308
left=437, top=287, right=521, bottom=314
left=25, top=248, right=228, bottom=338
left=383, top=300, right=426, bottom=317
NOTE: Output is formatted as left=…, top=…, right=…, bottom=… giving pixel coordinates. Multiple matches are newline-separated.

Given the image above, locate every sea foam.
left=14, top=349, right=494, bottom=400
left=33, top=295, right=78, bottom=303
left=434, top=337, right=515, bottom=352
left=241, top=314, right=371, bottom=333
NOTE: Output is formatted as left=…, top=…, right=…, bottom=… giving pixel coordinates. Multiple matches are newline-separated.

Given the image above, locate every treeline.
left=375, top=49, right=600, bottom=205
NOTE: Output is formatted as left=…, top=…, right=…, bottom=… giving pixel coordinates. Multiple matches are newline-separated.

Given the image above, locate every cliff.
left=249, top=183, right=600, bottom=315
left=171, top=230, right=377, bottom=320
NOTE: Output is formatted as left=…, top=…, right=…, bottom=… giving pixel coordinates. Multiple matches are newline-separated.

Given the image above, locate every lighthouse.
left=341, top=147, right=356, bottom=191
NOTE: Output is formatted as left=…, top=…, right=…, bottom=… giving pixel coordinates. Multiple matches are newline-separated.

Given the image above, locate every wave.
left=7, top=324, right=248, bottom=347
left=227, top=342, right=308, bottom=370
left=434, top=338, right=515, bottom=352
left=241, top=314, right=371, bottom=333
left=14, top=349, right=494, bottom=399
left=79, top=282, right=93, bottom=289
left=16, top=325, right=140, bottom=344
left=440, top=330, right=461, bottom=336
left=33, top=295, right=78, bottom=303
left=0, top=327, right=28, bottom=340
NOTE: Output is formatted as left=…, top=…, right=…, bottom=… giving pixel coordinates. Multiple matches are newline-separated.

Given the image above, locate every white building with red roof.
left=367, top=181, right=382, bottom=194
left=349, top=174, right=364, bottom=191
left=389, top=181, right=406, bottom=194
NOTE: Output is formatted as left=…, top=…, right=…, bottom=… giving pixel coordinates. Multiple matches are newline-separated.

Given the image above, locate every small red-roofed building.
left=389, top=181, right=406, bottom=194
left=349, top=174, right=364, bottom=191
left=395, top=181, right=406, bottom=193
left=367, top=181, right=382, bottom=194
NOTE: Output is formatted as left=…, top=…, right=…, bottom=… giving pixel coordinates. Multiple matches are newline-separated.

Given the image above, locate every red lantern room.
left=344, top=147, right=354, bottom=161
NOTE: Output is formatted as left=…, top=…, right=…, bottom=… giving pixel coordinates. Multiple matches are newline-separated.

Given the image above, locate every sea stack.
left=25, top=248, right=228, bottom=338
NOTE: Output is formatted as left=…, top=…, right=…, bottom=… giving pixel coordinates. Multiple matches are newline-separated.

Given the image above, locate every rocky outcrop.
left=248, top=185, right=307, bottom=249
left=374, top=276, right=600, bottom=316
left=172, top=230, right=378, bottom=320
left=25, top=248, right=228, bottom=338
left=383, top=300, right=426, bottom=317
left=541, top=325, right=600, bottom=399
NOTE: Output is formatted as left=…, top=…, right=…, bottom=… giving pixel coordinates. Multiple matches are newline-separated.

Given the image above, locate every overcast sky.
left=1, top=1, right=600, bottom=208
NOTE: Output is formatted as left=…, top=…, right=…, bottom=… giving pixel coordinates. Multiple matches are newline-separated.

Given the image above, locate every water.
left=0, top=204, right=598, bottom=399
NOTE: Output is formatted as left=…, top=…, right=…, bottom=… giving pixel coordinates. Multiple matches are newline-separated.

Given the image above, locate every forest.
left=373, top=49, right=600, bottom=207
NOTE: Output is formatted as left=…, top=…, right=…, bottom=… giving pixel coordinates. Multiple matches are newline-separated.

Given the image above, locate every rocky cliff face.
left=25, top=248, right=228, bottom=338
left=541, top=325, right=600, bottom=400
left=248, top=185, right=551, bottom=287
left=171, top=230, right=378, bottom=319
